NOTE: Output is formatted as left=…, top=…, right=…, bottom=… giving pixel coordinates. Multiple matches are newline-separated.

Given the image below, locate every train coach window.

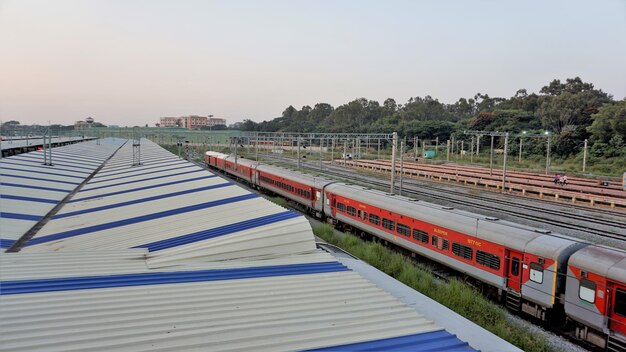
left=511, top=258, right=520, bottom=276
left=615, top=289, right=626, bottom=317
left=369, top=214, right=380, bottom=226
left=452, top=243, right=473, bottom=261
left=529, top=263, right=544, bottom=284
left=579, top=279, right=596, bottom=303
left=337, top=203, right=346, bottom=212
left=413, top=229, right=429, bottom=243
left=476, top=251, right=501, bottom=271
left=347, top=206, right=356, bottom=216
left=397, top=224, right=410, bottom=237
left=382, top=218, right=395, bottom=231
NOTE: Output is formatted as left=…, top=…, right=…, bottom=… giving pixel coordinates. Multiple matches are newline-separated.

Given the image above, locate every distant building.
left=208, top=117, right=227, bottom=127
left=159, top=117, right=179, bottom=127
left=158, top=115, right=227, bottom=130
left=180, top=115, right=208, bottom=130
left=74, top=117, right=96, bottom=130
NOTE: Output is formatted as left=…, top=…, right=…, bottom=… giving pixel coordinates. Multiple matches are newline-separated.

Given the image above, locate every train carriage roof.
left=223, top=155, right=259, bottom=168
left=205, top=151, right=228, bottom=158
left=569, top=246, right=626, bottom=283
left=326, top=183, right=582, bottom=256
left=256, top=164, right=335, bottom=189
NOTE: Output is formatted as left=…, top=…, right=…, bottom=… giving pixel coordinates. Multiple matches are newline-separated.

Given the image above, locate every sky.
left=1, top=0, right=625, bottom=127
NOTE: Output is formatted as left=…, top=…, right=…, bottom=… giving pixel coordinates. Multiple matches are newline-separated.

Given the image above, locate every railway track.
left=257, top=154, right=626, bottom=244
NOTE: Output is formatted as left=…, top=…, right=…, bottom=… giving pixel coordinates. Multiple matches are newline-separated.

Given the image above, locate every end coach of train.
left=206, top=151, right=626, bottom=351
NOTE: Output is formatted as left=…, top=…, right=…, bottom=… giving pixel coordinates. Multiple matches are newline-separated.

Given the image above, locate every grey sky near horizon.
left=1, top=0, right=625, bottom=127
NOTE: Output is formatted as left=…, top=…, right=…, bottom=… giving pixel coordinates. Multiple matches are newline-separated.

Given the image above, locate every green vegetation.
left=239, top=77, right=626, bottom=175
left=312, top=223, right=555, bottom=352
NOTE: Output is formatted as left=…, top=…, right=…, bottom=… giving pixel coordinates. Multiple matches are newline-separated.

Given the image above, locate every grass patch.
left=313, top=223, right=553, bottom=352
left=267, top=196, right=288, bottom=207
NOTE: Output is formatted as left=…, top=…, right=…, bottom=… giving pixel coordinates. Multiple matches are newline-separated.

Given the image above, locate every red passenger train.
left=206, top=151, right=626, bottom=351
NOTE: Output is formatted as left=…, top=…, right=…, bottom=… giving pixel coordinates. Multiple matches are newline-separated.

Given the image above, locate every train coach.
left=204, top=151, right=626, bottom=350
left=565, top=245, right=626, bottom=350
left=323, top=183, right=586, bottom=320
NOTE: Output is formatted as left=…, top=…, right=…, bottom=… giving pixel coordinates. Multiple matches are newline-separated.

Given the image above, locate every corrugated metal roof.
left=0, top=250, right=460, bottom=352
left=0, top=139, right=125, bottom=249
left=0, top=136, right=87, bottom=151
left=20, top=140, right=317, bottom=265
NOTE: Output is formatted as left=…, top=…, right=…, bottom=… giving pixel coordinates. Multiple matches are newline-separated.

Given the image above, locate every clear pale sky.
left=1, top=0, right=625, bottom=127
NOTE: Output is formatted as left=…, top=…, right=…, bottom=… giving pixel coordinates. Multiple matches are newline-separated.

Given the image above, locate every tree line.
left=240, top=77, right=626, bottom=158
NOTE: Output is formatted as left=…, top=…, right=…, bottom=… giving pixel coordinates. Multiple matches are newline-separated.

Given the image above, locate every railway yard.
left=1, top=138, right=518, bottom=352
left=203, top=146, right=626, bottom=352
left=1, top=137, right=625, bottom=352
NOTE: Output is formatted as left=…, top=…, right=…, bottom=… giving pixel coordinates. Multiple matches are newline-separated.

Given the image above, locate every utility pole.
left=435, top=137, right=439, bottom=159
left=297, top=138, right=301, bottom=169
left=461, top=140, right=464, bottom=159
left=545, top=132, right=551, bottom=175
left=343, top=140, right=347, bottom=166
left=582, top=139, right=588, bottom=172
left=400, top=140, right=405, bottom=196
left=390, top=132, right=398, bottom=194
left=470, top=136, right=474, bottom=163
left=319, top=138, right=323, bottom=170
left=502, top=133, right=508, bottom=191
left=255, top=133, right=259, bottom=161
left=446, top=140, right=450, bottom=161
left=489, top=135, right=495, bottom=176
left=414, top=136, right=418, bottom=158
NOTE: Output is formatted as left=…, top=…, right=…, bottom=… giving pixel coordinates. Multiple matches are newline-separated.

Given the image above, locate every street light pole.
left=519, top=131, right=526, bottom=162
left=399, top=141, right=405, bottom=196
left=582, top=139, right=588, bottom=173
left=545, top=131, right=551, bottom=175
left=502, top=133, right=509, bottom=191
left=390, top=132, right=398, bottom=194
left=489, top=135, right=495, bottom=176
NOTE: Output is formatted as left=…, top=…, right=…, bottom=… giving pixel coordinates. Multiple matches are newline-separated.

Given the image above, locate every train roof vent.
left=485, top=217, right=499, bottom=221
left=534, top=229, right=551, bottom=234
left=442, top=206, right=454, bottom=210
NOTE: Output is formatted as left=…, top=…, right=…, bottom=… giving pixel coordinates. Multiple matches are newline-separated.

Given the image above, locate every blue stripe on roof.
left=306, top=330, right=476, bottom=352
left=15, top=153, right=100, bottom=167
left=0, top=161, right=91, bottom=175
left=0, top=173, right=81, bottom=185
left=81, top=169, right=205, bottom=192
left=0, top=182, right=70, bottom=193
left=0, top=194, right=59, bottom=204
left=106, top=156, right=178, bottom=167
left=56, top=182, right=233, bottom=218
left=0, top=239, right=15, bottom=249
left=26, top=193, right=258, bottom=246
left=91, top=161, right=192, bottom=181
left=0, top=212, right=41, bottom=221
left=69, top=175, right=217, bottom=202
left=0, top=166, right=87, bottom=179
left=135, top=210, right=301, bottom=251
left=1, top=157, right=95, bottom=171
left=0, top=261, right=349, bottom=295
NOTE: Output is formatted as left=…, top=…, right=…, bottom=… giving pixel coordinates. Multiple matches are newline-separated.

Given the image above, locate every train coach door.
left=506, top=250, right=523, bottom=292
left=608, top=283, right=626, bottom=336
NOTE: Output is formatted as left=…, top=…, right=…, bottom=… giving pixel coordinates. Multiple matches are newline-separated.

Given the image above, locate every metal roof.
left=0, top=136, right=88, bottom=151
left=21, top=140, right=317, bottom=266
left=0, top=250, right=477, bottom=352
left=0, top=139, right=521, bottom=351
left=1, top=139, right=125, bottom=249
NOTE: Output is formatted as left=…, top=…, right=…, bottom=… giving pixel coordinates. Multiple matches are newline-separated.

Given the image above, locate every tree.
left=587, top=101, right=626, bottom=143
